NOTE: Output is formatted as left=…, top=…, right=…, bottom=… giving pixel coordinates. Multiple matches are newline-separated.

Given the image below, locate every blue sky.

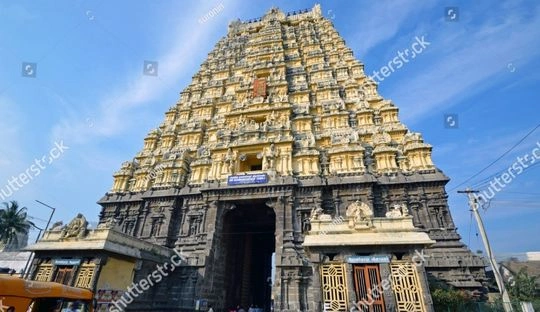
left=0, top=0, right=539, bottom=256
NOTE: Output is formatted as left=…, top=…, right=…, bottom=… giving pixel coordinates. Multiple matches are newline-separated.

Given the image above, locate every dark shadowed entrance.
left=222, top=201, right=275, bottom=310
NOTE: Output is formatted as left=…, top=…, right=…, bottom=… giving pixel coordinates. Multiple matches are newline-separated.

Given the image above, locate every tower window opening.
left=238, top=153, right=263, bottom=172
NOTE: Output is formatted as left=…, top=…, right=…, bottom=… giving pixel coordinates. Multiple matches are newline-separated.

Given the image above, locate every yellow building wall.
left=96, top=256, right=135, bottom=290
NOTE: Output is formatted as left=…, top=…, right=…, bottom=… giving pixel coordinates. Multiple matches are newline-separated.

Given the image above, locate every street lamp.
left=35, top=200, right=56, bottom=239
left=21, top=200, right=57, bottom=278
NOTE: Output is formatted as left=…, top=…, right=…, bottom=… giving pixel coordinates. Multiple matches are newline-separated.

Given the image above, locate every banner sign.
left=227, top=173, right=268, bottom=186
left=347, top=255, right=390, bottom=264
left=54, top=258, right=81, bottom=266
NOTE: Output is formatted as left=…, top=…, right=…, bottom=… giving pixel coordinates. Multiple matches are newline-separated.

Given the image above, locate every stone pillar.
left=269, top=197, right=285, bottom=310
left=416, top=263, right=434, bottom=312
left=306, top=261, right=322, bottom=312
left=380, top=263, right=397, bottom=312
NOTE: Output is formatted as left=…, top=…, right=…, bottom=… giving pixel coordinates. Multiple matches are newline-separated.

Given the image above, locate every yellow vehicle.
left=0, top=275, right=94, bottom=311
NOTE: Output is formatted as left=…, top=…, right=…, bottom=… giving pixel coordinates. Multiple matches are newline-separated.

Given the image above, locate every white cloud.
left=51, top=1, right=240, bottom=144
left=349, top=0, right=436, bottom=57
left=388, top=2, right=540, bottom=122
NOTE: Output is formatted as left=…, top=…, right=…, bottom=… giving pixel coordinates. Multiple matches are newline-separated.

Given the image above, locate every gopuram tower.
left=98, top=5, right=486, bottom=312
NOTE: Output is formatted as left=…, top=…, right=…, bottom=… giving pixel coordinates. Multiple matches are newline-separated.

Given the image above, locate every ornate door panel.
left=75, top=264, right=96, bottom=288
left=353, top=264, right=385, bottom=312
left=320, top=263, right=348, bottom=312
left=390, top=261, right=426, bottom=312
left=34, top=263, right=53, bottom=282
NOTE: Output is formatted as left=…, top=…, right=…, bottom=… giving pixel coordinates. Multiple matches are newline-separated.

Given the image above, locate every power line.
left=450, top=122, right=540, bottom=192
left=467, top=161, right=540, bottom=189
left=27, top=215, right=49, bottom=223
left=470, top=161, right=540, bottom=190
left=489, top=200, right=540, bottom=207
left=500, top=191, right=540, bottom=196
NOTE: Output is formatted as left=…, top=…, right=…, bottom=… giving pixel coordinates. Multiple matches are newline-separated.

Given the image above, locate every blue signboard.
left=54, top=258, right=81, bottom=266
left=347, top=255, right=390, bottom=264
left=227, top=173, right=268, bottom=186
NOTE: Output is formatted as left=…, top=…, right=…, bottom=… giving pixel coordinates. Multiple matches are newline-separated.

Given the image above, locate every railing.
left=433, top=301, right=540, bottom=312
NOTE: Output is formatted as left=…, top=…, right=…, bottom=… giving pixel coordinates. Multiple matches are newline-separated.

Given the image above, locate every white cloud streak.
left=349, top=0, right=436, bottom=57
left=388, top=2, right=540, bottom=122
left=51, top=1, right=239, bottom=144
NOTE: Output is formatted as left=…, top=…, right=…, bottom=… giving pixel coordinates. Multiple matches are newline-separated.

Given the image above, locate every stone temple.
left=95, top=5, right=486, bottom=311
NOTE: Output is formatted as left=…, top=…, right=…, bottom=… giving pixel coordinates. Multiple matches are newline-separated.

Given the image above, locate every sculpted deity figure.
left=238, top=115, right=247, bottom=130
left=308, top=133, right=316, bottom=147
left=225, top=148, right=237, bottom=173
left=385, top=203, right=409, bottom=218
left=60, top=213, right=88, bottom=238
left=345, top=201, right=373, bottom=227
left=265, top=111, right=276, bottom=128
left=310, top=207, right=324, bottom=221
left=280, top=114, right=290, bottom=129
left=339, top=97, right=346, bottom=109
left=401, top=204, right=409, bottom=216
left=263, top=143, right=278, bottom=170
left=350, top=130, right=359, bottom=143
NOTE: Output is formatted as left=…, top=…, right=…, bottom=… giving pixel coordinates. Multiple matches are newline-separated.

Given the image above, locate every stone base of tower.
left=95, top=172, right=486, bottom=312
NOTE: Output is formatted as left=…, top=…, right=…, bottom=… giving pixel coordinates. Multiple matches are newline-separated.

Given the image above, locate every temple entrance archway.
left=221, top=200, right=276, bottom=311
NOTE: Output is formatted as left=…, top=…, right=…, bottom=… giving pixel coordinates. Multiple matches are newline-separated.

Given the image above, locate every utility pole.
left=458, top=188, right=513, bottom=312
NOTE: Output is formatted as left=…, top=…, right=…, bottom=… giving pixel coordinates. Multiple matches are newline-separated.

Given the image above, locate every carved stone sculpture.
left=60, top=213, right=88, bottom=238
left=345, top=201, right=373, bottom=227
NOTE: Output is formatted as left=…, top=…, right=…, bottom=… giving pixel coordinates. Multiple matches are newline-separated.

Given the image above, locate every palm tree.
left=0, top=201, right=35, bottom=249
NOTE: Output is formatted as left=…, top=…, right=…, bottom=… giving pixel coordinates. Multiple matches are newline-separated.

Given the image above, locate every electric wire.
left=467, top=156, right=540, bottom=192
left=450, top=122, right=540, bottom=192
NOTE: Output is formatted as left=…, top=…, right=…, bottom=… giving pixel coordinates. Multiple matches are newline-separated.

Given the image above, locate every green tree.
left=0, top=201, right=35, bottom=248
left=506, top=267, right=538, bottom=302
left=429, top=279, right=478, bottom=311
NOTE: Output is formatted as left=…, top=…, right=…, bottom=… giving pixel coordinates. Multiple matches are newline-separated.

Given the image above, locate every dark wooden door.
left=353, top=264, right=385, bottom=312
left=54, top=266, right=74, bottom=285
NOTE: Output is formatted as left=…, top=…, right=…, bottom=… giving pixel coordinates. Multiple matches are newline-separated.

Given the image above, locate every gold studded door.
left=390, top=261, right=426, bottom=312
left=320, top=263, right=348, bottom=312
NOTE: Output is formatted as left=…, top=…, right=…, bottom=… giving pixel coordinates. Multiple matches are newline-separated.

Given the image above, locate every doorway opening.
left=222, top=200, right=276, bottom=310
